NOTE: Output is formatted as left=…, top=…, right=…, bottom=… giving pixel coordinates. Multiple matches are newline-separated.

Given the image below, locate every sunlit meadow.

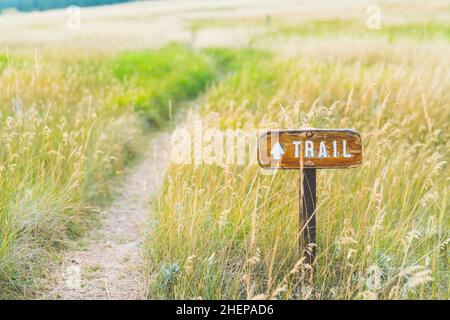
left=146, top=5, right=449, bottom=300
left=0, top=0, right=448, bottom=300
left=0, top=45, right=222, bottom=297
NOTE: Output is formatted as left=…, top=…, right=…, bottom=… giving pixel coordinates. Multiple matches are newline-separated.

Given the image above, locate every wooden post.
left=300, top=168, right=316, bottom=265
left=257, top=129, right=363, bottom=268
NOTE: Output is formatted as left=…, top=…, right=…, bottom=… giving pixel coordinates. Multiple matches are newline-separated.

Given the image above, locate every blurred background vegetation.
left=0, top=0, right=134, bottom=12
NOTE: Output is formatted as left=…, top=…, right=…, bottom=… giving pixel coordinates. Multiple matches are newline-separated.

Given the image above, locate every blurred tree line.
left=0, top=0, right=134, bottom=12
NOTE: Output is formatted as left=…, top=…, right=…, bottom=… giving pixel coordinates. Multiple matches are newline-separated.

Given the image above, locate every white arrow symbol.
left=270, top=142, right=285, bottom=160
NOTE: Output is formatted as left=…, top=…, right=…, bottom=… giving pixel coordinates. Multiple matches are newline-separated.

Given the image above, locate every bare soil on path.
left=43, top=132, right=169, bottom=300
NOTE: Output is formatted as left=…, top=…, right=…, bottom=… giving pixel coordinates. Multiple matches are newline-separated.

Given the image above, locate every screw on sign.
left=257, top=129, right=363, bottom=265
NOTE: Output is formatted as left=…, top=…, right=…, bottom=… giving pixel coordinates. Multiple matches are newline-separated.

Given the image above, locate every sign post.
left=258, top=129, right=362, bottom=265
left=301, top=168, right=316, bottom=264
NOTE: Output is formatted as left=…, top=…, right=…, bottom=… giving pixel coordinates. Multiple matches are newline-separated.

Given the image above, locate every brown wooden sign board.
left=257, top=128, right=363, bottom=267
left=258, top=129, right=362, bottom=170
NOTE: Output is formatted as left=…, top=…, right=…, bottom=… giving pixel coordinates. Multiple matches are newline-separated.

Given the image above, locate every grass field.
left=145, top=3, right=449, bottom=300
left=0, top=44, right=227, bottom=298
left=0, top=0, right=448, bottom=299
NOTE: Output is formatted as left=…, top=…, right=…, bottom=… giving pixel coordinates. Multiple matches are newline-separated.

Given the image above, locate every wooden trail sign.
left=257, top=129, right=362, bottom=169
left=257, top=129, right=362, bottom=264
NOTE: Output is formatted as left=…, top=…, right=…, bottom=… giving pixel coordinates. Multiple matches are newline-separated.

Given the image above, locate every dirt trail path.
left=44, top=132, right=169, bottom=300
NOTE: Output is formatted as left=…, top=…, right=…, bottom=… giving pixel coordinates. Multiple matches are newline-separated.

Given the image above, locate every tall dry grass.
left=147, top=18, right=449, bottom=299
left=0, top=52, right=145, bottom=297
left=0, top=43, right=244, bottom=298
